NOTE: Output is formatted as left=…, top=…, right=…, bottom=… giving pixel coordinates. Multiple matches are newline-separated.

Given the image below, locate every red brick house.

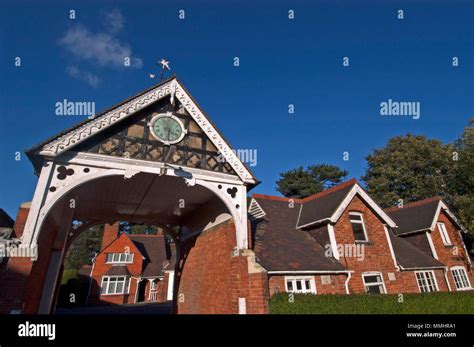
left=88, top=223, right=175, bottom=306
left=249, top=179, right=473, bottom=296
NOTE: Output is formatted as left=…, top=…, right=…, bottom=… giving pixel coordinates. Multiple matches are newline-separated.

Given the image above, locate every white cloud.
left=66, top=65, right=100, bottom=88
left=59, top=24, right=143, bottom=69
left=59, top=9, right=142, bottom=88
left=105, top=8, right=124, bottom=34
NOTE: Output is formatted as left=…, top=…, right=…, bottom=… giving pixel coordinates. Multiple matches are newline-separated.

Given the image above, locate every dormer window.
left=106, top=252, right=133, bottom=264
left=349, top=212, right=368, bottom=242
left=437, top=222, right=452, bottom=246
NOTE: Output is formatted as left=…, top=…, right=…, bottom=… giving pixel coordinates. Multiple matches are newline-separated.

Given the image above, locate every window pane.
left=351, top=223, right=366, bottom=241
left=101, top=278, right=109, bottom=294
left=116, top=282, right=124, bottom=294
left=304, top=280, right=311, bottom=290
left=296, top=280, right=302, bottom=290
left=364, top=275, right=380, bottom=284
left=287, top=281, right=293, bottom=291
left=109, top=282, right=117, bottom=294
left=349, top=213, right=362, bottom=221
left=366, top=285, right=382, bottom=294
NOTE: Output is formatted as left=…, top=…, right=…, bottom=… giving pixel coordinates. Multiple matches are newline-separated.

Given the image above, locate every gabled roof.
left=25, top=76, right=258, bottom=186
left=385, top=197, right=466, bottom=235
left=100, top=233, right=175, bottom=277
left=251, top=196, right=345, bottom=272
left=128, top=235, right=175, bottom=277
left=295, top=179, right=397, bottom=229
left=296, top=179, right=357, bottom=228
left=387, top=229, right=445, bottom=269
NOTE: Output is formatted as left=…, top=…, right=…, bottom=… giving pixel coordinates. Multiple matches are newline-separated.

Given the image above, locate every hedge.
left=270, top=291, right=474, bottom=314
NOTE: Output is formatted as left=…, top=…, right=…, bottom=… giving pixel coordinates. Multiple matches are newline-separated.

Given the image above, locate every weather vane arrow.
left=149, top=58, right=171, bottom=81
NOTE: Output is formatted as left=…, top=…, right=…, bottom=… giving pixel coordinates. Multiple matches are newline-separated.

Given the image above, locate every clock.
left=148, top=112, right=186, bottom=145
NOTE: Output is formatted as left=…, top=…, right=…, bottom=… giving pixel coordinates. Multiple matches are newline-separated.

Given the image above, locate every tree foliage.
left=362, top=120, right=474, bottom=243
left=362, top=134, right=454, bottom=207
left=276, top=164, right=348, bottom=199
left=64, top=224, right=103, bottom=270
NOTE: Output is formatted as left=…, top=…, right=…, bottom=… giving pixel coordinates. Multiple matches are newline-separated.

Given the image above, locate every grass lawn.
left=61, top=269, right=78, bottom=285
left=270, top=291, right=474, bottom=314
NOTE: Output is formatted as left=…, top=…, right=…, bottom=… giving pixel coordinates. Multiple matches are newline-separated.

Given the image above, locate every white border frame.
left=436, top=222, right=452, bottom=246
left=414, top=270, right=439, bottom=293
left=100, top=275, right=131, bottom=296
left=450, top=266, right=472, bottom=291
left=105, top=252, right=134, bottom=264
left=348, top=211, right=369, bottom=242
left=361, top=271, right=387, bottom=294
left=284, top=276, right=317, bottom=294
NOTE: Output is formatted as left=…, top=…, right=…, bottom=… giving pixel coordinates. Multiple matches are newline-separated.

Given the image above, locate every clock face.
left=149, top=114, right=185, bottom=144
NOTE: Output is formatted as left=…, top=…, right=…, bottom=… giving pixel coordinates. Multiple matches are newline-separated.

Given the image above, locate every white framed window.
left=437, top=222, right=452, bottom=246
left=105, top=252, right=134, bottom=264
left=362, top=272, right=386, bottom=294
left=284, top=276, right=316, bottom=294
left=451, top=266, right=471, bottom=291
left=415, top=271, right=439, bottom=293
left=100, top=276, right=130, bottom=295
left=349, top=212, right=368, bottom=242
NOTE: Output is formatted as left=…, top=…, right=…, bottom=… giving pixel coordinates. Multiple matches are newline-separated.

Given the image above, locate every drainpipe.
left=86, top=254, right=97, bottom=306
left=443, top=267, right=452, bottom=292
left=344, top=272, right=352, bottom=294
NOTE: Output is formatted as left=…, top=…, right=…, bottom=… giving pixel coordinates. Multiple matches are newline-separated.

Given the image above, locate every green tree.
left=276, top=164, right=348, bottom=199
left=362, top=126, right=473, bottom=246
left=362, top=134, right=453, bottom=208
left=449, top=119, right=474, bottom=241
left=64, top=224, right=104, bottom=270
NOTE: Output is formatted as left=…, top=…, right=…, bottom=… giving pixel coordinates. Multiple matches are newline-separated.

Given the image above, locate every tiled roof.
left=106, top=265, right=132, bottom=276
left=385, top=197, right=441, bottom=235
left=297, top=180, right=357, bottom=227
left=129, top=235, right=175, bottom=277
left=388, top=229, right=445, bottom=269
left=252, top=197, right=346, bottom=272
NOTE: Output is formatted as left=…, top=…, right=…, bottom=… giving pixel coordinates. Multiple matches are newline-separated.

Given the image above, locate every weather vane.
left=149, top=58, right=171, bottom=81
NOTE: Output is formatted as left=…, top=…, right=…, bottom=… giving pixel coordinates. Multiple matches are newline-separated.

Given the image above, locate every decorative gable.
left=29, top=77, right=257, bottom=185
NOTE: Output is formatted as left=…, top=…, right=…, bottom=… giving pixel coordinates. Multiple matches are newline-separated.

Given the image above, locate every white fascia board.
left=330, top=185, right=398, bottom=228
left=426, top=231, right=439, bottom=260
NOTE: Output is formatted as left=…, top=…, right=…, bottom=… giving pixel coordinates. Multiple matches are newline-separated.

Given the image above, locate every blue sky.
left=0, top=0, right=473, bottom=217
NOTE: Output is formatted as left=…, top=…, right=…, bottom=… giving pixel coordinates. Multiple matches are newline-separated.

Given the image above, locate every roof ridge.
left=252, top=178, right=358, bottom=204
left=301, top=178, right=358, bottom=203
left=252, top=194, right=302, bottom=203
left=128, top=234, right=164, bottom=238
left=385, top=196, right=442, bottom=212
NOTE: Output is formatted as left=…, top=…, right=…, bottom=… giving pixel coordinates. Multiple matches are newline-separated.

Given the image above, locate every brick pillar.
left=175, top=219, right=269, bottom=314
left=101, top=222, right=120, bottom=250
left=230, top=249, right=269, bottom=314
left=0, top=203, right=34, bottom=313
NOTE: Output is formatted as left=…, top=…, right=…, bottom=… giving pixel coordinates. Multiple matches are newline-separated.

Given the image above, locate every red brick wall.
left=430, top=210, right=474, bottom=289
left=176, top=219, right=269, bottom=314
left=333, top=195, right=401, bottom=294
left=268, top=274, right=347, bottom=296
left=0, top=205, right=32, bottom=313
left=89, top=234, right=143, bottom=305
left=101, top=222, right=119, bottom=250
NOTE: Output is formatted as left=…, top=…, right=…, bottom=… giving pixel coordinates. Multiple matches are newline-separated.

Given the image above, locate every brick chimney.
left=101, top=222, right=120, bottom=251
left=12, top=202, right=31, bottom=239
